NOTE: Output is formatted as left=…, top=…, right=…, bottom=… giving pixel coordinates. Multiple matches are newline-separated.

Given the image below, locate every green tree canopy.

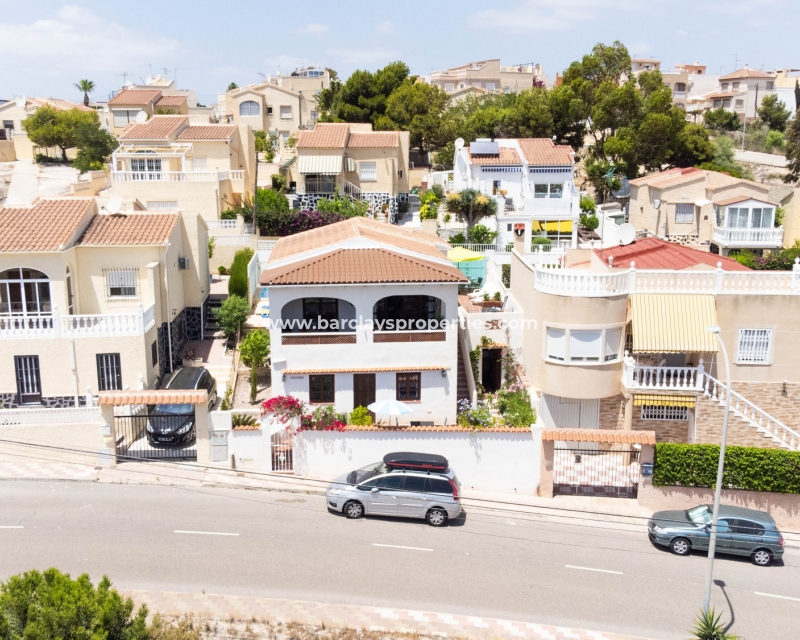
left=213, top=295, right=250, bottom=341
left=240, top=328, right=270, bottom=403
left=757, top=94, right=791, bottom=132
left=227, top=82, right=238, bottom=91
left=329, top=61, right=410, bottom=124
left=784, top=113, right=800, bottom=184
left=703, top=108, right=740, bottom=131
left=445, top=189, right=498, bottom=231
left=24, top=107, right=114, bottom=165
left=378, top=81, right=451, bottom=152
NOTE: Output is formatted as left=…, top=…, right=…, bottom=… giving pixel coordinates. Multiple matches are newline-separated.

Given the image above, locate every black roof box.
left=383, top=452, right=448, bottom=472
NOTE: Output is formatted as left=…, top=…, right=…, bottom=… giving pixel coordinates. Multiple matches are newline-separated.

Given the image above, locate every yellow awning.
left=297, top=154, right=342, bottom=175
left=531, top=220, right=573, bottom=233
left=634, top=394, right=697, bottom=408
left=630, top=294, right=718, bottom=354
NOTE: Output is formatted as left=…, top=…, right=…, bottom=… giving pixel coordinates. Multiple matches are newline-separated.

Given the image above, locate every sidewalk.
left=119, top=588, right=650, bottom=640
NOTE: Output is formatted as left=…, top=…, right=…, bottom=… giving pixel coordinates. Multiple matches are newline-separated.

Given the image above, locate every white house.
left=711, top=195, right=784, bottom=256
left=708, top=67, right=776, bottom=122
left=452, top=138, right=579, bottom=249
left=259, top=217, right=468, bottom=425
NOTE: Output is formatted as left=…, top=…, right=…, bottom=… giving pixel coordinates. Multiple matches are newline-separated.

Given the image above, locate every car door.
left=357, top=475, right=401, bottom=515
left=728, top=519, right=766, bottom=556
left=709, top=518, right=734, bottom=552
left=395, top=475, right=429, bottom=518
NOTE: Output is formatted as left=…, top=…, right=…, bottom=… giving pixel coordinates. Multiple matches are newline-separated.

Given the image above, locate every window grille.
left=96, top=353, right=122, bottom=391
left=280, top=106, right=292, bottom=119
left=104, top=268, right=138, bottom=299
left=359, top=162, right=377, bottom=181
left=675, top=203, right=694, bottom=223
left=641, top=405, right=689, bottom=421
left=239, top=101, right=260, bottom=116
left=737, top=329, right=772, bottom=364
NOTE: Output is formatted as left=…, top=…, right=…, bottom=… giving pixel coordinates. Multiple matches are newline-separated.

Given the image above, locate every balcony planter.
left=478, top=301, right=503, bottom=309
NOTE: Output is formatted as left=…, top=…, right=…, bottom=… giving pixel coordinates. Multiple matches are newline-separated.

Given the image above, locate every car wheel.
left=670, top=538, right=691, bottom=556
left=752, top=549, right=772, bottom=566
left=426, top=508, right=448, bottom=527
left=343, top=501, right=363, bottom=519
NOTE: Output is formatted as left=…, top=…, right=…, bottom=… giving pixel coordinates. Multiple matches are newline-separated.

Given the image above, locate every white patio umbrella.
left=367, top=399, right=411, bottom=426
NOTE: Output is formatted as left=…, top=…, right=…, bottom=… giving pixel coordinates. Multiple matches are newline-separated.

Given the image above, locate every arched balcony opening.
left=280, top=297, right=356, bottom=345
left=372, top=295, right=447, bottom=343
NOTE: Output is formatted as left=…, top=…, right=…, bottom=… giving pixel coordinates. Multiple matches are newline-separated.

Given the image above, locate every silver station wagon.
left=326, top=452, right=462, bottom=527
left=649, top=504, right=784, bottom=566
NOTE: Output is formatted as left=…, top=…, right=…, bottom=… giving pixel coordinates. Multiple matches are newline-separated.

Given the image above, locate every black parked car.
left=146, top=367, right=217, bottom=446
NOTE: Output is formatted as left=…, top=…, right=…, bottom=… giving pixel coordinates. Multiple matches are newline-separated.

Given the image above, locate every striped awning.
left=297, top=154, right=342, bottom=175
left=630, top=294, right=718, bottom=354
left=280, top=156, right=296, bottom=169
left=634, top=394, right=697, bottom=408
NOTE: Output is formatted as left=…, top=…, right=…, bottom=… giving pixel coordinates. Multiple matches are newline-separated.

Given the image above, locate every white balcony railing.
left=533, top=258, right=800, bottom=297
left=0, top=304, right=155, bottom=339
left=228, top=170, right=245, bottom=180
left=712, top=227, right=784, bottom=247
left=623, top=357, right=706, bottom=391
left=257, top=240, right=278, bottom=252
left=112, top=171, right=228, bottom=183
left=206, top=219, right=239, bottom=230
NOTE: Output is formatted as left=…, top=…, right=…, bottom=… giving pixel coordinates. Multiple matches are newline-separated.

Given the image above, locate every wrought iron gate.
left=553, top=448, right=641, bottom=498
left=270, top=427, right=293, bottom=472
left=115, top=410, right=197, bottom=460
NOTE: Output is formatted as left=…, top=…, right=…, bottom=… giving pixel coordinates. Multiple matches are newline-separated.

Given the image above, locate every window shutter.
left=605, top=328, right=621, bottom=361
left=569, top=330, right=602, bottom=361
left=737, top=329, right=772, bottom=363
left=546, top=328, right=566, bottom=361
left=359, top=162, right=377, bottom=181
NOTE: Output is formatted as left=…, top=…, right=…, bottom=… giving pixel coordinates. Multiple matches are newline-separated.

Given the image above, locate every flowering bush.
left=497, top=384, right=536, bottom=427
left=261, top=395, right=305, bottom=425
left=262, top=396, right=346, bottom=432
left=298, top=406, right=346, bottom=433
left=456, top=399, right=496, bottom=429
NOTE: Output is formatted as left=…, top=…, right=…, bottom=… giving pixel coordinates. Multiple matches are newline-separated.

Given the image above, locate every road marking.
left=174, top=530, right=239, bottom=537
left=565, top=565, right=623, bottom=575
left=0, top=526, right=24, bottom=529
left=755, top=591, right=800, bottom=603
left=373, top=543, right=433, bottom=552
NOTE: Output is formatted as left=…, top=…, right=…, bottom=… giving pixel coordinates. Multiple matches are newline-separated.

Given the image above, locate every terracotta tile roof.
left=629, top=167, right=705, bottom=188
left=155, top=95, right=187, bottom=107
left=541, top=428, right=656, bottom=444
left=296, top=123, right=350, bottom=148
left=345, top=425, right=528, bottom=433
left=268, top=217, right=447, bottom=263
left=468, top=147, right=522, bottom=165
left=720, top=68, right=774, bottom=80
left=458, top=294, right=483, bottom=313
left=98, top=389, right=206, bottom=405
left=0, top=198, right=94, bottom=251
left=79, top=213, right=180, bottom=246
left=347, top=132, right=399, bottom=148
left=232, top=424, right=261, bottom=431
left=713, top=194, right=768, bottom=206
left=29, top=98, right=93, bottom=112
left=108, top=89, right=162, bottom=106
left=283, top=365, right=450, bottom=375
left=177, top=125, right=236, bottom=140
left=119, top=115, right=188, bottom=140
left=261, top=248, right=468, bottom=285
left=594, top=237, right=749, bottom=271
left=517, top=138, right=573, bottom=166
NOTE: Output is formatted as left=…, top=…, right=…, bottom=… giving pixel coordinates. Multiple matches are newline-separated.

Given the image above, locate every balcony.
left=712, top=226, right=784, bottom=249
left=623, top=360, right=706, bottom=392
left=112, top=171, right=236, bottom=183
left=281, top=332, right=356, bottom=345
left=0, top=305, right=155, bottom=339
left=373, top=330, right=446, bottom=343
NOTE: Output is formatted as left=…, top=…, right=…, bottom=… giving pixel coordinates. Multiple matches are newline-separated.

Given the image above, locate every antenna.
left=162, top=67, right=169, bottom=80
left=118, top=72, right=129, bottom=86
left=105, top=195, right=122, bottom=215
left=258, top=72, right=266, bottom=83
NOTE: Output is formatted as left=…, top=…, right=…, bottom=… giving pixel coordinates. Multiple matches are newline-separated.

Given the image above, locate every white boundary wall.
left=294, top=428, right=541, bottom=495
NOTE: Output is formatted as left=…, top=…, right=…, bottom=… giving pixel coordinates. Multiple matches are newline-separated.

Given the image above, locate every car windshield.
left=687, top=505, right=712, bottom=525
left=154, top=403, right=193, bottom=415
left=349, top=461, right=388, bottom=485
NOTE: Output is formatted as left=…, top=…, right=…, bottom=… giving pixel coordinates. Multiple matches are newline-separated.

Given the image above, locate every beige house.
left=0, top=198, right=210, bottom=407
left=430, top=59, right=551, bottom=94
left=506, top=233, right=800, bottom=450
left=107, top=115, right=255, bottom=220
left=106, top=89, right=191, bottom=136
left=224, top=83, right=318, bottom=140
left=283, top=123, right=410, bottom=216
left=708, top=67, right=776, bottom=122
left=0, top=97, right=93, bottom=161
left=628, top=167, right=799, bottom=251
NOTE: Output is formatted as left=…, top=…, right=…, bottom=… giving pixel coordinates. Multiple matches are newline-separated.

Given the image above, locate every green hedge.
left=652, top=443, right=800, bottom=494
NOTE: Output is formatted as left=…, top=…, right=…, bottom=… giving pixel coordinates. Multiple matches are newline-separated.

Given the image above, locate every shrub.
left=316, top=194, right=369, bottom=218
left=213, top=295, right=249, bottom=341
left=734, top=240, right=800, bottom=270
left=207, top=237, right=215, bottom=259
left=271, top=173, right=286, bottom=192
left=579, top=194, right=597, bottom=214
left=0, top=568, right=148, bottom=640
left=261, top=395, right=305, bottom=425
left=690, top=608, right=738, bottom=640
left=227, top=248, right=253, bottom=298
left=419, top=202, right=438, bottom=220
left=430, top=183, right=445, bottom=200
left=254, top=188, right=291, bottom=232
left=147, top=614, right=201, bottom=640
left=532, top=236, right=552, bottom=245
left=232, top=413, right=258, bottom=428
left=443, top=213, right=452, bottom=224
left=449, top=231, right=466, bottom=244
left=456, top=399, right=495, bottom=429
left=468, top=224, right=498, bottom=245
left=501, top=263, right=510, bottom=287
left=581, top=215, right=600, bottom=231
left=766, top=130, right=785, bottom=152
left=704, top=108, right=740, bottom=131
left=497, top=385, right=536, bottom=427
left=349, top=405, right=373, bottom=426
left=397, top=201, right=409, bottom=213
left=220, top=386, right=233, bottom=410
left=239, top=328, right=270, bottom=403
left=492, top=291, right=501, bottom=301
left=652, top=443, right=800, bottom=494
left=299, top=405, right=346, bottom=432
left=219, top=208, right=238, bottom=220
left=217, top=265, right=227, bottom=275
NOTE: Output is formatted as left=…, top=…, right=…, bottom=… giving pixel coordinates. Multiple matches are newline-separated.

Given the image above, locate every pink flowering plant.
left=261, top=395, right=346, bottom=432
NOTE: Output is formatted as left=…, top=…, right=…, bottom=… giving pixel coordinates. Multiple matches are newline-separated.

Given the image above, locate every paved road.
left=1, top=481, right=798, bottom=640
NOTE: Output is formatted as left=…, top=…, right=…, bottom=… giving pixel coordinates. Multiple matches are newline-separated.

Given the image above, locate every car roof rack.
left=383, top=452, right=448, bottom=472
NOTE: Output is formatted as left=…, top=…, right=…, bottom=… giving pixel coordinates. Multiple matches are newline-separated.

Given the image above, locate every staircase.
left=204, top=296, right=224, bottom=338
left=456, top=347, right=470, bottom=404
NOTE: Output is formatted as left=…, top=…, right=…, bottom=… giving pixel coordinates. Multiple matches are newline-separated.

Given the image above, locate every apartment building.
left=628, top=167, right=799, bottom=252
left=282, top=123, right=410, bottom=216
left=107, top=115, right=255, bottom=221
left=708, top=67, right=776, bottom=122
left=506, top=233, right=800, bottom=450
left=0, top=97, right=93, bottom=160
left=452, top=137, right=579, bottom=249
left=429, top=59, right=551, bottom=94
left=260, top=217, right=466, bottom=425
left=0, top=198, right=210, bottom=407
left=630, top=59, right=719, bottom=115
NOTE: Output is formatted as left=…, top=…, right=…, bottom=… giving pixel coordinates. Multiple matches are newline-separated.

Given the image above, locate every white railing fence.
left=0, top=405, right=102, bottom=426
left=623, top=356, right=705, bottom=391
left=257, top=240, right=278, bottom=252
left=206, top=219, right=240, bottom=230
left=712, top=227, right=784, bottom=246
left=0, top=304, right=154, bottom=339
left=212, top=235, right=252, bottom=246
left=228, top=170, right=245, bottom=180
left=703, top=375, right=800, bottom=451
left=112, top=171, right=228, bottom=183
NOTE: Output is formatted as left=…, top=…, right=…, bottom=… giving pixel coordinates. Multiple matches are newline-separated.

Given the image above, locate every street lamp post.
left=702, top=325, right=732, bottom=613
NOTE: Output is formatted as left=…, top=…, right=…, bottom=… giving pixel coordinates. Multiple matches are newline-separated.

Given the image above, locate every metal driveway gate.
left=553, top=448, right=641, bottom=498
left=115, top=411, right=197, bottom=461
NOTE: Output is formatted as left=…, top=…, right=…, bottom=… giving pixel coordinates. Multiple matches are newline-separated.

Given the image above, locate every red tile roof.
left=542, top=428, right=656, bottom=444
left=154, top=95, right=187, bottom=107
left=261, top=248, right=468, bottom=285
left=98, top=390, right=206, bottom=405
left=28, top=98, right=94, bottom=112
left=468, top=147, right=522, bottom=165
left=347, top=132, right=399, bottom=148
left=177, top=125, right=236, bottom=140
left=79, top=213, right=180, bottom=246
left=0, top=198, right=94, bottom=251
left=119, top=116, right=188, bottom=140
left=296, top=123, right=350, bottom=148
left=720, top=68, right=774, bottom=80
left=108, top=89, right=162, bottom=106
left=517, top=138, right=573, bottom=166
left=594, top=237, right=750, bottom=271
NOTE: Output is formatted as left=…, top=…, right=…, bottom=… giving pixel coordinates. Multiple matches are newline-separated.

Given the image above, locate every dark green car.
left=648, top=504, right=784, bottom=566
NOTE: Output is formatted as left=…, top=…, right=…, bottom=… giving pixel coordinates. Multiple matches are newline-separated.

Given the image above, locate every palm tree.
left=74, top=79, right=95, bottom=107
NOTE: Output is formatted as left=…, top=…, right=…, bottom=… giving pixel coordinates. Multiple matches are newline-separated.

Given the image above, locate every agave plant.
left=231, top=413, right=258, bottom=428
left=690, top=608, right=738, bottom=640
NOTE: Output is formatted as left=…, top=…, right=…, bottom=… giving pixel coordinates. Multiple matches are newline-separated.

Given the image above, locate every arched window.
left=0, top=268, right=51, bottom=316
left=373, top=296, right=445, bottom=330
left=239, top=100, right=261, bottom=117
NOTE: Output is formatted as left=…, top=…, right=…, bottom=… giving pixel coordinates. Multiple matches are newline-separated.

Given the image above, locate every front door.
left=353, top=373, right=376, bottom=420
left=14, top=355, right=42, bottom=405
left=481, top=348, right=502, bottom=393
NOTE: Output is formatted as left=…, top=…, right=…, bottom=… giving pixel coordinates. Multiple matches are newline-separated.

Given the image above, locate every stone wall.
left=599, top=394, right=690, bottom=443
left=294, top=192, right=409, bottom=216
left=694, top=394, right=781, bottom=449
left=0, top=394, right=89, bottom=409
left=731, top=382, right=800, bottom=430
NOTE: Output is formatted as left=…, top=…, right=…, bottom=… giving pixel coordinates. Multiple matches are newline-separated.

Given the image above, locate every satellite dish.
left=106, top=195, right=123, bottom=215
left=134, top=111, right=148, bottom=124
left=617, top=223, right=636, bottom=246
left=454, top=138, right=464, bottom=150
left=15, top=95, right=26, bottom=108
left=653, top=198, right=661, bottom=209
left=612, top=176, right=630, bottom=198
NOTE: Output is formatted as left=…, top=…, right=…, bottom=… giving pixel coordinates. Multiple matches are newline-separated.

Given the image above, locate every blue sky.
left=1, top=0, right=798, bottom=105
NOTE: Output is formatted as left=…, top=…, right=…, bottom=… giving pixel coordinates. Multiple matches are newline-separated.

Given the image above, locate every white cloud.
left=328, top=48, right=399, bottom=66
left=465, top=0, right=643, bottom=33
left=375, top=20, right=394, bottom=33
left=296, top=23, right=330, bottom=36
